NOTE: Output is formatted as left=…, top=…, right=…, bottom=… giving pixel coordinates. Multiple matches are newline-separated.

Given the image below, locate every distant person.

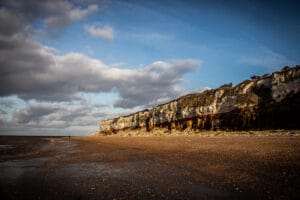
left=68, top=136, right=71, bottom=140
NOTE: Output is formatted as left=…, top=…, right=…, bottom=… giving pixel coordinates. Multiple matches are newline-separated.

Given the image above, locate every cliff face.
left=100, top=66, right=300, bottom=134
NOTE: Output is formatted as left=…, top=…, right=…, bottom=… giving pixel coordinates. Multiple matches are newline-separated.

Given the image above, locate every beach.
left=0, top=134, right=299, bottom=199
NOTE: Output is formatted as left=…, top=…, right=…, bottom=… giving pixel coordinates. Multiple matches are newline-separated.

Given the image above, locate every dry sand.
left=0, top=133, right=300, bottom=199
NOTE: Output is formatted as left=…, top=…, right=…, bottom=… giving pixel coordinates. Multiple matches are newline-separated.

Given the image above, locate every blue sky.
left=0, top=0, right=299, bottom=135
left=43, top=0, right=299, bottom=86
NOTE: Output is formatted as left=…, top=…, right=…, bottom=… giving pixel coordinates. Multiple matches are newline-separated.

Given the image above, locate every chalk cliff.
left=100, top=66, right=300, bottom=134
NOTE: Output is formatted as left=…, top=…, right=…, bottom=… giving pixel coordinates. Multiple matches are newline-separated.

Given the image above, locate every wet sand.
left=0, top=135, right=299, bottom=199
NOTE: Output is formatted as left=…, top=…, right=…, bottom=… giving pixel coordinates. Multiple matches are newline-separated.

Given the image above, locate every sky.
left=0, top=0, right=299, bottom=136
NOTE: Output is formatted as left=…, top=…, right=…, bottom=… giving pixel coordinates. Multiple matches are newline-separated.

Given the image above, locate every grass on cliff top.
left=91, top=129, right=300, bottom=137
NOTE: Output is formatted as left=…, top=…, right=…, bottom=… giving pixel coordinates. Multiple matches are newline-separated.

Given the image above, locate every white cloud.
left=0, top=31, right=201, bottom=107
left=69, top=4, right=98, bottom=21
left=129, top=32, right=172, bottom=42
left=110, top=62, right=126, bottom=67
left=85, top=25, right=114, bottom=41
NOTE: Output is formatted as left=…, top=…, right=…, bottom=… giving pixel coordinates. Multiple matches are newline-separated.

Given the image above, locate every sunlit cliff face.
left=100, top=66, right=300, bottom=133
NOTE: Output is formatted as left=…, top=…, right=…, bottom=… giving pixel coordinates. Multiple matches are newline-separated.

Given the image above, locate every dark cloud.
left=0, top=40, right=200, bottom=105
left=0, top=7, right=27, bottom=36
left=0, top=0, right=201, bottom=135
left=114, top=59, right=200, bottom=108
left=13, top=103, right=61, bottom=123
left=44, top=3, right=98, bottom=36
left=0, top=0, right=104, bottom=102
left=0, top=0, right=200, bottom=108
left=0, top=0, right=98, bottom=37
left=10, top=101, right=109, bottom=129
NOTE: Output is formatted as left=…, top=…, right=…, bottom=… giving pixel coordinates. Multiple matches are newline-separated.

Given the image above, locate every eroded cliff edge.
left=100, top=66, right=300, bottom=134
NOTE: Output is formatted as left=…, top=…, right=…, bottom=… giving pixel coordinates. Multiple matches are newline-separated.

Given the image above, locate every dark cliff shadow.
left=253, top=85, right=300, bottom=130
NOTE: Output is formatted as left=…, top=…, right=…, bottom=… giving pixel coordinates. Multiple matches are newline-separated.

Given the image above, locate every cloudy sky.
left=0, top=0, right=299, bottom=136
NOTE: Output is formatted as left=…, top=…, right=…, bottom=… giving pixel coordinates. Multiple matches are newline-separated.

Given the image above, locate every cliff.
left=100, top=66, right=300, bottom=134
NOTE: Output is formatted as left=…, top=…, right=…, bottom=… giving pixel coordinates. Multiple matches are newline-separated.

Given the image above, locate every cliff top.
left=103, top=65, right=299, bottom=122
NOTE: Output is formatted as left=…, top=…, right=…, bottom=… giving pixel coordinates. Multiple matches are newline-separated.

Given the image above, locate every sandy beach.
left=0, top=134, right=299, bottom=199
